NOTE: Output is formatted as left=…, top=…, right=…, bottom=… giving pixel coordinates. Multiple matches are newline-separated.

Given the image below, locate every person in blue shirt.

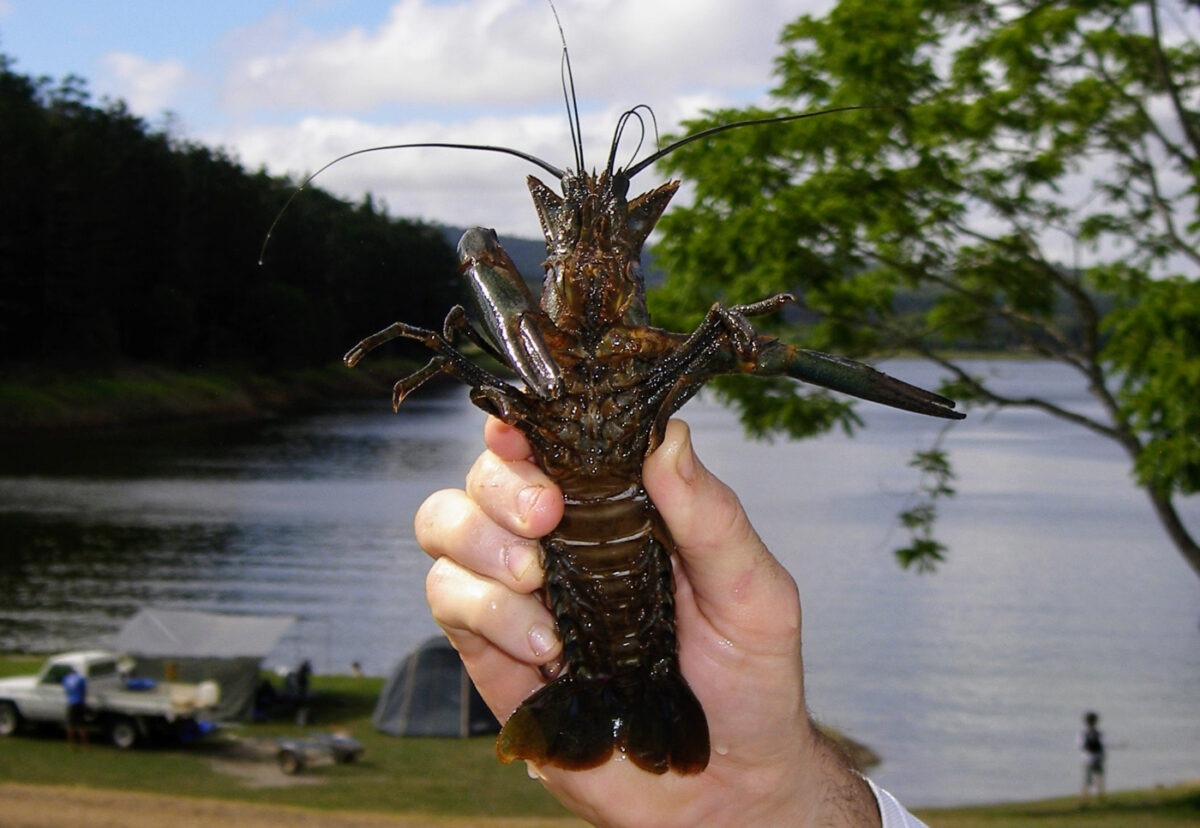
left=62, top=666, right=88, bottom=749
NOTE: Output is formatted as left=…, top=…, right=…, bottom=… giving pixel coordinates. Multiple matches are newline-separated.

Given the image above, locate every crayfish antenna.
left=547, top=0, right=585, bottom=174
left=258, top=142, right=565, bottom=264
left=623, top=105, right=878, bottom=180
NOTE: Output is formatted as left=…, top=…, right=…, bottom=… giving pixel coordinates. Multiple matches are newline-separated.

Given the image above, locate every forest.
left=0, top=53, right=459, bottom=374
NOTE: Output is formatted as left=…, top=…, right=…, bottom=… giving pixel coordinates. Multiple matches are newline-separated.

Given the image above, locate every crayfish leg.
left=392, top=357, right=448, bottom=410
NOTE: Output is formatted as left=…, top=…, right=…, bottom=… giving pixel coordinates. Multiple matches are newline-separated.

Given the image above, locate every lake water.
left=0, top=360, right=1197, bottom=807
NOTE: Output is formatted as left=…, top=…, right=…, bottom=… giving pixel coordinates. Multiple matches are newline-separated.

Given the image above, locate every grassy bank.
left=0, top=351, right=1019, bottom=435
left=925, top=786, right=1200, bottom=826
left=0, top=658, right=1196, bottom=825
left=0, top=361, right=417, bottom=433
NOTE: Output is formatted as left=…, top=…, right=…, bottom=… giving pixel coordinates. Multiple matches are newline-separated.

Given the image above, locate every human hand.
left=416, top=416, right=879, bottom=827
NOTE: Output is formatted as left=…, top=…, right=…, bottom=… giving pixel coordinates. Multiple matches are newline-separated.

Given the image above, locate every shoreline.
left=0, top=350, right=1022, bottom=436
left=0, top=361, right=418, bottom=436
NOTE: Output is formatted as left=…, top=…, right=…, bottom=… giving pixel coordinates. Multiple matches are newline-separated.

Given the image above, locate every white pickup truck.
left=0, top=650, right=220, bottom=748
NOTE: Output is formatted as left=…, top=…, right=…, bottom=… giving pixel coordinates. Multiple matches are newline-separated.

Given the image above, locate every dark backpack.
left=1083, top=727, right=1103, bottom=755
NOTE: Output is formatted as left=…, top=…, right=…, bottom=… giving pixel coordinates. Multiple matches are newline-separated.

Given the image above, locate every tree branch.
left=1149, top=0, right=1200, bottom=158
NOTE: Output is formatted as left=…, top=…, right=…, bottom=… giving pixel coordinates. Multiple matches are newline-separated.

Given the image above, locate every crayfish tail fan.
left=496, top=670, right=709, bottom=775
left=622, top=671, right=710, bottom=774
left=497, top=676, right=615, bottom=770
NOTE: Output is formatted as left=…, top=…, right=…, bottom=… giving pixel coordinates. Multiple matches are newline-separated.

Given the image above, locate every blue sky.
left=0, top=0, right=820, bottom=237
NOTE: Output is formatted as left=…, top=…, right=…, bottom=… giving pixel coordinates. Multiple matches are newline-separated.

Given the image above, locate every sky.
left=0, top=0, right=828, bottom=239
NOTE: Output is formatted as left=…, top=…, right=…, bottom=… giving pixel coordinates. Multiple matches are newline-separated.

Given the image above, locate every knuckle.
left=414, top=489, right=475, bottom=557
left=424, top=556, right=461, bottom=609
left=464, top=450, right=504, bottom=495
left=424, top=557, right=499, bottom=634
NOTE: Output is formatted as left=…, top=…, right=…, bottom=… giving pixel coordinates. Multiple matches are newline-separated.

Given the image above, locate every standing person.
left=1079, top=711, right=1106, bottom=804
left=416, top=416, right=927, bottom=827
left=62, top=665, right=88, bottom=750
left=296, top=659, right=312, bottom=701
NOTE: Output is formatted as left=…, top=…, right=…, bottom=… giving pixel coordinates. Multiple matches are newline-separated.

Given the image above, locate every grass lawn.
left=918, top=785, right=1200, bottom=826
left=0, top=656, right=1196, bottom=825
left=0, top=659, right=574, bottom=822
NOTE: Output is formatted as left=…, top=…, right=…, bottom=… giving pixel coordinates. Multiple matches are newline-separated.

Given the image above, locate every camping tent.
left=111, top=608, right=296, bottom=721
left=373, top=636, right=499, bottom=737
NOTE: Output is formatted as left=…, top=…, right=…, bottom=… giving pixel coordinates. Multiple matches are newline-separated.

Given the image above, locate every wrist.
left=789, top=724, right=882, bottom=828
left=691, top=720, right=881, bottom=828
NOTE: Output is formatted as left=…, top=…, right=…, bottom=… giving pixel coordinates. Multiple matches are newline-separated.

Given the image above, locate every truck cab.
left=13, top=651, right=123, bottom=722
left=0, top=650, right=218, bottom=747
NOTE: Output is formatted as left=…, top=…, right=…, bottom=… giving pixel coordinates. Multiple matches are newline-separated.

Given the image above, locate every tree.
left=0, top=54, right=458, bottom=373
left=650, top=0, right=1200, bottom=577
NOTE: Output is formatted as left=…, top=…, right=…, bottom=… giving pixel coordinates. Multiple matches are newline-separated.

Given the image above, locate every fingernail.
left=538, top=658, right=564, bottom=681
left=674, top=428, right=697, bottom=483
left=517, top=484, right=545, bottom=522
left=505, top=542, right=537, bottom=583
left=528, top=623, right=556, bottom=658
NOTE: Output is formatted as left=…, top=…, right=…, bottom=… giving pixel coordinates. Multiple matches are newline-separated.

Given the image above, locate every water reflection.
left=0, top=389, right=482, bottom=663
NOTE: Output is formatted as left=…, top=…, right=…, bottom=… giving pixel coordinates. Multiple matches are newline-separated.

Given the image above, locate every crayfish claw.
left=343, top=346, right=365, bottom=368
left=771, top=346, right=966, bottom=420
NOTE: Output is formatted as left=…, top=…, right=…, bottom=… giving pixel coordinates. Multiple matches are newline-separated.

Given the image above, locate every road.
left=0, top=783, right=584, bottom=828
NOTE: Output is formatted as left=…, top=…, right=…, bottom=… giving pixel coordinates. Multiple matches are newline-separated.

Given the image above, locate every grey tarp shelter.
left=373, top=636, right=499, bottom=737
left=111, top=608, right=296, bottom=721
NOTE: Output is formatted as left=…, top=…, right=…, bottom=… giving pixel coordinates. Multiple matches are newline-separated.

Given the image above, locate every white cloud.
left=222, top=0, right=551, bottom=113
left=210, top=0, right=828, bottom=237
left=100, top=52, right=190, bottom=114
left=217, top=110, right=580, bottom=239
left=221, top=0, right=802, bottom=113
left=220, top=84, right=773, bottom=239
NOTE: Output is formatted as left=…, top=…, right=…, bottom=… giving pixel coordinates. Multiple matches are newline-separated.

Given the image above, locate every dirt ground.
left=0, top=782, right=585, bottom=828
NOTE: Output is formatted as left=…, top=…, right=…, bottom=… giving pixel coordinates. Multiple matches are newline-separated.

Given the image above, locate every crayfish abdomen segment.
left=496, top=482, right=710, bottom=774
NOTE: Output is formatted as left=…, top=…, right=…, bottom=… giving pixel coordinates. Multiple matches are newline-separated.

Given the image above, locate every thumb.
left=642, top=419, right=799, bottom=635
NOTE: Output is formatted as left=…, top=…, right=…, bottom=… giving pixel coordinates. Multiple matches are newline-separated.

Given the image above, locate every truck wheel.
left=277, top=747, right=305, bottom=775
left=0, top=702, right=21, bottom=736
left=110, top=717, right=139, bottom=749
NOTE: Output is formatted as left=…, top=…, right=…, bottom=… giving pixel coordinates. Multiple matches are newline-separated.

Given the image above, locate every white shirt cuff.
left=866, top=778, right=929, bottom=828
